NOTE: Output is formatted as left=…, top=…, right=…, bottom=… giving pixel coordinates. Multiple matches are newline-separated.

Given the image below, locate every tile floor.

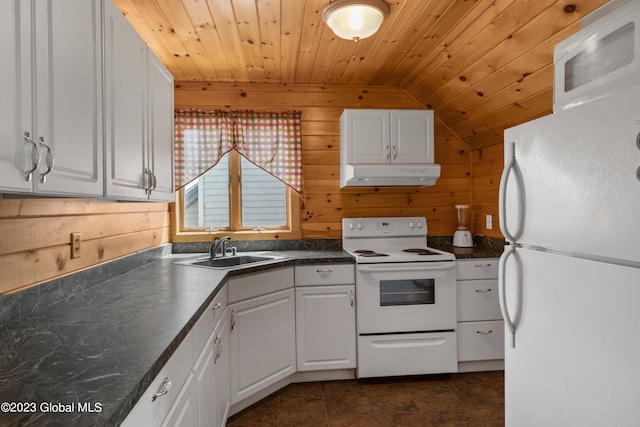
left=227, top=371, right=504, bottom=427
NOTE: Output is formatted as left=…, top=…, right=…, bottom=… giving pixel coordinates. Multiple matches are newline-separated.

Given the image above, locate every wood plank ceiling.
left=113, top=0, right=608, bottom=149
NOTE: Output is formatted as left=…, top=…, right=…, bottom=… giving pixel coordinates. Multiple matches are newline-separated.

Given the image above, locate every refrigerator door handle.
left=499, top=141, right=525, bottom=242
left=499, top=245, right=519, bottom=348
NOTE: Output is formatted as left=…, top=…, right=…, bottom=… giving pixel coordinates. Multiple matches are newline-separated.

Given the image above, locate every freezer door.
left=501, top=85, right=640, bottom=264
left=502, top=247, right=640, bottom=426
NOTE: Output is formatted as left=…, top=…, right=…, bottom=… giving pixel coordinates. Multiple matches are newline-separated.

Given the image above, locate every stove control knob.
left=348, top=222, right=354, bottom=230
left=416, top=221, right=423, bottom=229
left=408, top=221, right=415, bottom=229
left=356, top=222, right=363, bottom=230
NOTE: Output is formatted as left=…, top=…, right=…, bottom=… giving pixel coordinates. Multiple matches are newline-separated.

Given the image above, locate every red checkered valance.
left=174, top=109, right=303, bottom=193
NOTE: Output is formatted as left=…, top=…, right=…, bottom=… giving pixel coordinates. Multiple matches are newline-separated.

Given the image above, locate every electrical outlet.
left=485, top=215, right=493, bottom=230
left=71, top=232, right=81, bottom=259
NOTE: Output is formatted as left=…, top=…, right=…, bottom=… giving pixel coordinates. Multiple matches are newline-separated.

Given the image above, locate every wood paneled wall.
left=471, top=144, right=504, bottom=238
left=174, top=82, right=473, bottom=239
left=0, top=198, right=170, bottom=295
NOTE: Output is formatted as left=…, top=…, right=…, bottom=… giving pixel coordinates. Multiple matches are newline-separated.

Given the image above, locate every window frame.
left=171, top=150, right=301, bottom=242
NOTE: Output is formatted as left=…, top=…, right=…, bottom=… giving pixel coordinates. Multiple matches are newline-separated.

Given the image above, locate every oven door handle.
left=357, top=263, right=455, bottom=272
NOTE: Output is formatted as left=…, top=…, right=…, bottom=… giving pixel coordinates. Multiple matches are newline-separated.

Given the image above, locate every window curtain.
left=174, top=109, right=303, bottom=193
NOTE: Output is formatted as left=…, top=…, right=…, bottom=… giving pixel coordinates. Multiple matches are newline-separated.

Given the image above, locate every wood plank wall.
left=471, top=144, right=504, bottom=239
left=0, top=198, right=170, bottom=294
left=174, top=82, right=473, bottom=239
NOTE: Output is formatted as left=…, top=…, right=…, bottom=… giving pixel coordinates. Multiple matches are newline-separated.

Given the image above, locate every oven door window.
left=379, top=279, right=435, bottom=306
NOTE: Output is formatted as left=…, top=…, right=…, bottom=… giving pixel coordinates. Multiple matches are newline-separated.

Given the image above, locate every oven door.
left=356, top=261, right=456, bottom=334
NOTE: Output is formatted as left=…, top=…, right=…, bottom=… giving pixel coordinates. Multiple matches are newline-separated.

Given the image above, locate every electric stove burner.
left=403, top=248, right=440, bottom=256
left=354, top=250, right=389, bottom=257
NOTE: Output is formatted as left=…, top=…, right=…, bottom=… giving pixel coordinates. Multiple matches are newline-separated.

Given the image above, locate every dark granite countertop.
left=0, top=250, right=352, bottom=427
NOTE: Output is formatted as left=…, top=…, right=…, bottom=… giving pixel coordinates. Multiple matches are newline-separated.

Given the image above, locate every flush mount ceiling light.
left=322, top=0, right=390, bottom=41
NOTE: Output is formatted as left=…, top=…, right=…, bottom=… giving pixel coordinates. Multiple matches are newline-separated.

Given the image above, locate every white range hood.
left=339, top=109, right=440, bottom=188
left=340, top=163, right=441, bottom=187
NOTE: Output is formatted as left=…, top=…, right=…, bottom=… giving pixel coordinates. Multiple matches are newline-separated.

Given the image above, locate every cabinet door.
left=161, top=372, right=198, bottom=427
left=32, top=0, right=103, bottom=196
left=341, top=110, right=390, bottom=164
left=104, top=0, right=147, bottom=199
left=391, top=110, right=434, bottom=164
left=214, top=309, right=231, bottom=427
left=229, top=289, right=295, bottom=404
left=295, top=285, right=356, bottom=371
left=147, top=53, right=175, bottom=202
left=0, top=0, right=33, bottom=192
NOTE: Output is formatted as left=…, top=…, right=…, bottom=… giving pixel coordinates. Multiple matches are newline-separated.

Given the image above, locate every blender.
left=453, top=204, right=473, bottom=247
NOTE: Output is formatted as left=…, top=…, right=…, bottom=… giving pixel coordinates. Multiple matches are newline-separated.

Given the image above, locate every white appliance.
left=553, top=0, right=640, bottom=111
left=499, top=84, right=640, bottom=425
left=342, top=216, right=458, bottom=378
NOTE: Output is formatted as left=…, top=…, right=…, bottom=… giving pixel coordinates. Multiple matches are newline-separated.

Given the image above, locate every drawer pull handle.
left=316, top=269, right=334, bottom=273
left=475, top=263, right=492, bottom=268
left=211, top=302, right=222, bottom=311
left=476, top=329, right=493, bottom=334
left=152, top=377, right=172, bottom=402
left=475, top=288, right=492, bottom=293
left=349, top=289, right=355, bottom=307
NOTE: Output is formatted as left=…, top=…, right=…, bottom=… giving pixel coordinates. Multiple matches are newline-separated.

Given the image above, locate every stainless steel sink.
left=175, top=253, right=284, bottom=269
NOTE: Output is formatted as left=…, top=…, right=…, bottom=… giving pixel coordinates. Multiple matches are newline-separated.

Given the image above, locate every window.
left=172, top=109, right=302, bottom=241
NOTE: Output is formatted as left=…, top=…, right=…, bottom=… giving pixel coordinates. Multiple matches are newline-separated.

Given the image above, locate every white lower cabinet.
left=456, top=258, right=504, bottom=371
left=294, top=265, right=356, bottom=371
left=194, top=308, right=230, bottom=427
left=161, top=372, right=197, bottom=427
left=227, top=267, right=295, bottom=405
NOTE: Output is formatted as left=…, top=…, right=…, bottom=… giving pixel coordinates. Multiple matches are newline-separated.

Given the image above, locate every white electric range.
left=342, top=216, right=458, bottom=378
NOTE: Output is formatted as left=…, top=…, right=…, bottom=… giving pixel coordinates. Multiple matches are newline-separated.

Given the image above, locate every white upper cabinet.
left=0, top=0, right=103, bottom=196
left=341, top=109, right=434, bottom=165
left=104, top=0, right=175, bottom=202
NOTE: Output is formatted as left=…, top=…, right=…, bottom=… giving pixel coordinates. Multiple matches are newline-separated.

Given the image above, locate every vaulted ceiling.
left=113, top=0, right=608, bottom=149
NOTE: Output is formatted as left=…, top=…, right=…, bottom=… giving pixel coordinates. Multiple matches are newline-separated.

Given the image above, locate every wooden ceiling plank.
left=112, top=0, right=189, bottom=80
left=343, top=0, right=434, bottom=85
left=178, top=0, right=232, bottom=81
left=434, top=0, right=605, bottom=118
left=256, top=0, right=282, bottom=82
left=368, top=0, right=459, bottom=86
left=280, top=0, right=306, bottom=82
left=296, top=0, right=335, bottom=83
left=232, top=0, right=266, bottom=82
left=402, top=0, right=520, bottom=97
left=206, top=0, right=251, bottom=82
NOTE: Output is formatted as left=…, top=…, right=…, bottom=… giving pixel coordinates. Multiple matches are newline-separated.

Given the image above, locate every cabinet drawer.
left=457, top=321, right=504, bottom=362
left=192, top=284, right=227, bottom=360
left=295, top=264, right=354, bottom=286
left=121, top=331, right=194, bottom=427
left=228, top=266, right=293, bottom=303
left=457, top=279, right=502, bottom=322
left=456, top=258, right=498, bottom=280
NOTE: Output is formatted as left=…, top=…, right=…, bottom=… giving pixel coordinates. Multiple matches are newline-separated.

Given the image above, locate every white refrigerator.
left=499, top=83, right=640, bottom=426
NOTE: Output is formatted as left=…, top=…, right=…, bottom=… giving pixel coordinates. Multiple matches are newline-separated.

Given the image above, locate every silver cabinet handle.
left=38, top=137, right=55, bottom=184
left=144, top=168, right=153, bottom=196
left=151, top=377, right=172, bottom=402
left=316, top=269, right=334, bottom=273
left=499, top=141, right=525, bottom=242
left=349, top=289, right=355, bottom=307
left=474, top=263, right=492, bottom=268
left=476, top=330, right=493, bottom=334
left=150, top=171, right=157, bottom=192
left=475, top=288, right=492, bottom=293
left=214, top=336, right=222, bottom=363
left=392, top=145, right=397, bottom=159
left=385, top=145, right=390, bottom=160
left=211, top=302, right=222, bottom=311
left=231, top=310, right=236, bottom=331
left=23, top=132, right=40, bottom=182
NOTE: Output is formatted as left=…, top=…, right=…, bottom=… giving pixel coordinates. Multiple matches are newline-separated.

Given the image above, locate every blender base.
left=453, top=230, right=473, bottom=247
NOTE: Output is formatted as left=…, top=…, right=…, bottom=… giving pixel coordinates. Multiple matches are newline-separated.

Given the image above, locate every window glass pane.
left=183, top=155, right=230, bottom=228
left=241, top=156, right=286, bottom=227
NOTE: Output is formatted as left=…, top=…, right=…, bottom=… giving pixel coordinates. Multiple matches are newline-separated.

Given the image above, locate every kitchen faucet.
left=209, top=236, right=233, bottom=259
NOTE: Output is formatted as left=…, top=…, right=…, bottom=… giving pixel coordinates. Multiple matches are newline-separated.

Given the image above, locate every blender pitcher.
left=453, top=204, right=473, bottom=247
